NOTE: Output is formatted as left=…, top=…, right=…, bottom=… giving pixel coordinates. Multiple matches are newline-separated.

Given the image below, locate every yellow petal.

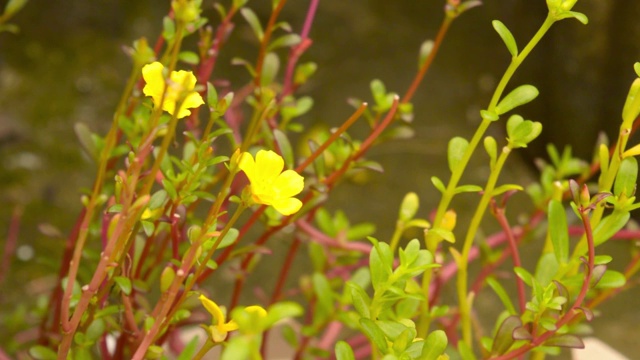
left=142, top=62, right=165, bottom=107
left=239, top=152, right=257, bottom=182
left=272, top=197, right=303, bottom=216
left=255, top=150, right=284, bottom=182
left=245, top=305, right=267, bottom=318
left=199, top=294, right=225, bottom=326
left=273, top=170, right=304, bottom=198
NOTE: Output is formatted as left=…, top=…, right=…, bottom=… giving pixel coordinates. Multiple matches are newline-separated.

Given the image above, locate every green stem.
left=457, top=147, right=512, bottom=345
left=418, top=14, right=556, bottom=336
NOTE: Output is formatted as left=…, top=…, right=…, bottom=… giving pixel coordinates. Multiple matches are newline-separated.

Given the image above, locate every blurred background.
left=1, top=0, right=639, bottom=358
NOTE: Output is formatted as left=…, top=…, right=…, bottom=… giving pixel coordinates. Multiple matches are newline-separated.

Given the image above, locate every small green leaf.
left=543, top=334, right=585, bottom=349
left=514, top=266, right=534, bottom=287
left=273, top=129, right=294, bottom=169
left=86, top=318, right=106, bottom=342
left=421, top=330, right=447, bottom=360
left=635, top=62, right=640, bottom=77
left=207, top=82, right=218, bottom=110
left=492, top=316, right=522, bottom=355
left=176, top=336, right=201, bottom=360
left=454, top=184, right=483, bottom=194
left=418, top=40, right=434, bottom=68
left=260, top=52, right=280, bottom=86
left=484, top=136, right=497, bottom=168
left=360, top=318, right=388, bottom=353
left=486, top=277, right=517, bottom=315
left=349, top=283, right=371, bottom=319
left=268, top=33, right=301, bottom=51
left=492, top=20, right=518, bottom=57
left=592, top=210, right=630, bottom=246
left=335, top=341, right=356, bottom=360
left=29, top=346, right=58, bottom=360
left=548, top=200, right=569, bottom=264
left=431, top=176, right=446, bottom=193
left=567, top=11, right=589, bottom=25
left=162, top=16, right=175, bottom=41
left=614, top=156, right=637, bottom=197
left=178, top=51, right=199, bottom=65
left=312, top=273, right=333, bottom=313
left=595, top=270, right=626, bottom=289
left=114, top=276, right=132, bottom=295
left=458, top=340, right=478, bottom=360
left=491, top=184, right=523, bottom=196
left=448, top=136, right=469, bottom=173
left=216, top=228, right=239, bottom=249
left=622, top=78, right=640, bottom=126
left=495, top=85, right=539, bottom=115
left=481, top=109, right=500, bottom=121
left=399, top=192, right=419, bottom=222
left=240, top=7, right=264, bottom=40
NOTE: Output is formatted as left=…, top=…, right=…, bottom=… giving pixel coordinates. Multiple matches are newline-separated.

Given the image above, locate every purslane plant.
left=2, top=0, right=639, bottom=360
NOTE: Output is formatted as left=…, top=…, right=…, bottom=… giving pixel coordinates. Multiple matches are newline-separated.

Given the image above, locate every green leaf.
left=335, top=341, right=356, bottom=360
left=178, top=51, right=199, bottom=65
left=240, top=7, right=264, bottom=40
left=360, top=318, right=388, bottom=353
left=534, top=253, right=558, bottom=287
left=421, top=330, right=447, bottom=360
left=492, top=316, right=522, bottom=355
left=399, top=192, right=419, bottom=222
left=513, top=266, right=534, bottom=287
left=149, top=190, right=168, bottom=210
left=177, top=336, right=201, bottom=360
left=484, top=136, right=497, bottom=168
left=207, top=82, right=219, bottom=110
left=429, top=227, right=455, bottom=243
left=614, top=156, right=637, bottom=197
left=29, top=346, right=58, bottom=360
left=492, top=20, right=518, bottom=57
left=86, top=318, right=106, bottom=342
left=114, top=276, right=132, bottom=295
left=543, top=334, right=585, bottom=349
left=491, top=184, right=523, bottom=196
left=431, top=176, right=446, bottom=193
left=448, top=136, right=469, bottom=173
left=635, top=62, right=640, bottom=77
left=595, top=270, right=626, bottom=289
left=495, top=85, right=539, bottom=115
left=418, top=40, right=434, bottom=68
left=216, top=228, right=239, bottom=249
left=454, top=184, right=483, bottom=194
left=622, top=78, right=640, bottom=126
left=567, top=11, right=589, bottom=25
left=548, top=200, right=569, bottom=264
left=264, top=301, right=303, bottom=327
left=486, top=277, right=517, bottom=315
left=312, top=273, right=334, bottom=313
left=273, top=129, right=294, bottom=169
left=349, top=283, right=371, bottom=319
left=481, top=109, right=500, bottom=121
left=260, top=52, right=280, bottom=86
left=268, top=34, right=301, bottom=51
left=592, top=210, right=630, bottom=246
left=162, top=16, right=175, bottom=41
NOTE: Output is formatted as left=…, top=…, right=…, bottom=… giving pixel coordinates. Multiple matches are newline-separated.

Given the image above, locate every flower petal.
left=199, top=294, right=225, bottom=326
left=255, top=150, right=284, bottom=181
left=273, top=170, right=304, bottom=198
left=272, top=197, right=303, bottom=216
left=239, top=152, right=257, bottom=182
left=142, top=62, right=165, bottom=106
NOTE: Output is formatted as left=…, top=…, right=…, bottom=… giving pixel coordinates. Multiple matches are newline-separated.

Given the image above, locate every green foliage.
left=7, top=1, right=640, bottom=360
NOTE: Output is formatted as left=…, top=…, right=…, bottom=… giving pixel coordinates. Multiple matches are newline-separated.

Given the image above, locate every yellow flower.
left=239, top=150, right=304, bottom=216
left=198, top=294, right=238, bottom=343
left=142, top=61, right=204, bottom=119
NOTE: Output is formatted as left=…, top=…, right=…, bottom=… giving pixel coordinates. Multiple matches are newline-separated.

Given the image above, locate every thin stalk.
left=457, top=147, right=512, bottom=345
left=419, top=14, right=556, bottom=336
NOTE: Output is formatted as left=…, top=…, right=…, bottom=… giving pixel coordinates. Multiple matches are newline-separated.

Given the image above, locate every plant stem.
left=457, top=147, right=512, bottom=345
left=419, top=14, right=556, bottom=336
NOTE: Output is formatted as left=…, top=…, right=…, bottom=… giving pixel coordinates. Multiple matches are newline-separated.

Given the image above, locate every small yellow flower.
left=239, top=150, right=304, bottom=216
left=198, top=294, right=238, bottom=343
left=142, top=61, right=204, bottom=119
